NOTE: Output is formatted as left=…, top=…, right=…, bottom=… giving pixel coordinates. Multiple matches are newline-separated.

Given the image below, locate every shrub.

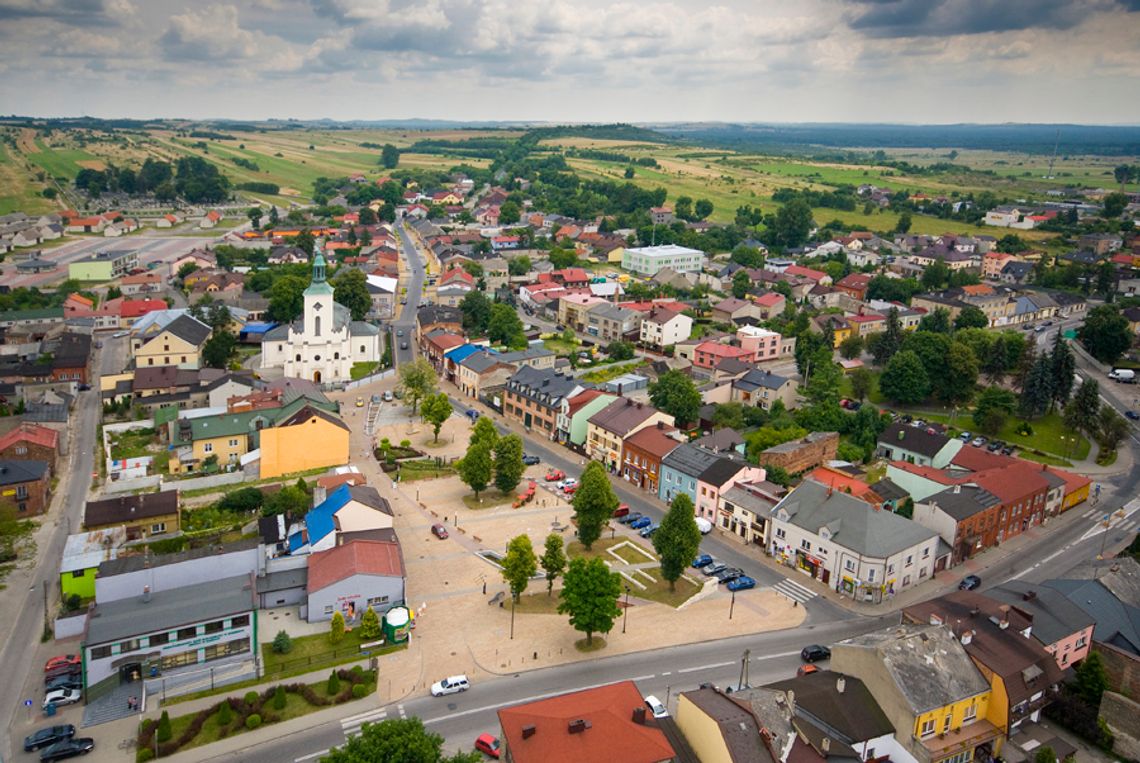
left=400, top=439, right=411, bottom=448
left=328, top=670, right=341, bottom=695
left=217, top=699, right=233, bottom=725
left=273, top=685, right=286, bottom=710
left=136, top=749, right=155, bottom=763
left=329, top=611, right=345, bottom=644
left=245, top=714, right=262, bottom=730
left=244, top=691, right=260, bottom=706
left=156, top=711, right=172, bottom=743
left=352, top=684, right=368, bottom=699
left=272, top=629, right=293, bottom=654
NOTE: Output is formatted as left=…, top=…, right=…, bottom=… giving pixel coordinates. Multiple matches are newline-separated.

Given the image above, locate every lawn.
left=623, top=567, right=702, bottom=608
left=566, top=536, right=627, bottom=560
left=108, top=427, right=159, bottom=460
left=261, top=631, right=403, bottom=679
left=611, top=541, right=656, bottom=565
left=906, top=409, right=1089, bottom=460
left=579, top=359, right=648, bottom=384
left=543, top=337, right=580, bottom=355
left=462, top=491, right=516, bottom=510
left=513, top=591, right=563, bottom=614
left=395, top=459, right=455, bottom=482
left=350, top=361, right=380, bottom=380
left=25, top=138, right=102, bottom=180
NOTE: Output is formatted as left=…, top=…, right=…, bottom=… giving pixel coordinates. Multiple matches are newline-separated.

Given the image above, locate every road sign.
left=24, top=699, right=32, bottom=707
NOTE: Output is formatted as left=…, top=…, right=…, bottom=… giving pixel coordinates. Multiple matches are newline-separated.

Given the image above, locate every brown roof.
left=681, top=688, right=774, bottom=762
left=623, top=423, right=681, bottom=460
left=0, top=422, right=58, bottom=452
left=587, top=398, right=666, bottom=437
left=565, top=389, right=610, bottom=417
left=307, top=539, right=404, bottom=592
left=85, top=490, right=178, bottom=529
left=971, top=462, right=1051, bottom=504
left=498, top=680, right=675, bottom=763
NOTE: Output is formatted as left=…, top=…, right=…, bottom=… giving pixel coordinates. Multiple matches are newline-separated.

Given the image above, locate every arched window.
left=314, top=355, right=321, bottom=361
left=334, top=352, right=340, bottom=360
left=360, top=345, right=365, bottom=353
left=314, top=316, right=321, bottom=336
left=295, top=354, right=301, bottom=362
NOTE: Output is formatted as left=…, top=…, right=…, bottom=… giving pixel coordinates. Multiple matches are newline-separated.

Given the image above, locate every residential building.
left=768, top=480, right=941, bottom=602
left=259, top=402, right=351, bottom=479
left=586, top=398, right=674, bottom=470
left=454, top=351, right=515, bottom=399
left=659, top=443, right=721, bottom=506
left=558, top=293, right=607, bottom=333
left=416, top=305, right=464, bottom=343
left=718, top=481, right=785, bottom=546
left=306, top=540, right=405, bottom=623
left=711, top=297, right=761, bottom=324
left=831, top=623, right=1001, bottom=763
left=0, top=459, right=51, bottom=516
left=835, top=273, right=873, bottom=300
left=134, top=314, right=212, bottom=369
left=675, top=687, right=777, bottom=763
left=586, top=302, right=641, bottom=343
left=847, top=313, right=887, bottom=337
left=119, top=272, right=163, bottom=296
left=649, top=206, right=674, bottom=225
left=289, top=484, right=393, bottom=555
left=757, top=431, right=838, bottom=474
left=621, top=422, right=681, bottom=494
left=0, top=421, right=59, bottom=471
left=693, top=341, right=756, bottom=370
left=622, top=244, right=707, bottom=275
left=557, top=389, right=617, bottom=447
left=700, top=458, right=765, bottom=524
left=497, top=680, right=675, bottom=763
left=59, top=527, right=127, bottom=600
left=752, top=291, right=786, bottom=319
left=988, top=581, right=1096, bottom=669
left=878, top=423, right=963, bottom=468
left=68, top=249, right=138, bottom=281
left=503, top=367, right=585, bottom=440
left=83, top=489, right=180, bottom=539
left=639, top=306, right=692, bottom=350
left=903, top=593, right=1065, bottom=737
left=736, top=326, right=794, bottom=363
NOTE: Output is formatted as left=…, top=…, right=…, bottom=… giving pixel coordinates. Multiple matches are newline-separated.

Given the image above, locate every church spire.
left=311, top=250, right=327, bottom=284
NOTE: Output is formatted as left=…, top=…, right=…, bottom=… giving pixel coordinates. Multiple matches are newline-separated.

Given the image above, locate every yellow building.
left=676, top=689, right=770, bottom=762
left=134, top=314, right=212, bottom=369
left=259, top=405, right=350, bottom=479
left=84, top=490, right=180, bottom=540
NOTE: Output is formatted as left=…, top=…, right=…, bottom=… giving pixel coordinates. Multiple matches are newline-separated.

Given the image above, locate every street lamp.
left=729, top=587, right=736, bottom=620
left=622, top=585, right=631, bottom=634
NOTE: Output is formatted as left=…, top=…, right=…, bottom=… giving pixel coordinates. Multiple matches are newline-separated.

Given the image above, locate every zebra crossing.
left=772, top=577, right=818, bottom=604
left=1077, top=504, right=1140, bottom=541
left=340, top=706, right=389, bottom=738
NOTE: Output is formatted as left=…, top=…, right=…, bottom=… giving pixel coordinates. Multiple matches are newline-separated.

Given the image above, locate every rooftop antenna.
left=1044, top=129, right=1060, bottom=179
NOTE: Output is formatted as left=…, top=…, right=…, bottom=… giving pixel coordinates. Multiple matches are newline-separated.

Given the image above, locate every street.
left=392, top=219, right=426, bottom=368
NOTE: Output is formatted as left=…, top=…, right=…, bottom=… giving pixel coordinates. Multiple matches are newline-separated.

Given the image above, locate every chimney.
left=657, top=421, right=663, bottom=430
left=836, top=676, right=846, bottom=694
left=961, top=630, right=973, bottom=645
left=143, top=585, right=151, bottom=603
left=953, top=484, right=961, bottom=494
left=632, top=707, right=647, bottom=724
left=786, top=689, right=796, bottom=720
left=568, top=719, right=590, bottom=734
left=521, top=725, right=536, bottom=740
left=1023, top=590, right=1037, bottom=601
left=822, top=738, right=831, bottom=754
left=929, top=613, right=943, bottom=626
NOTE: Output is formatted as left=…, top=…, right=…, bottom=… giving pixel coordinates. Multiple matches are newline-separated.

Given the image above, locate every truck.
left=1109, top=369, right=1136, bottom=383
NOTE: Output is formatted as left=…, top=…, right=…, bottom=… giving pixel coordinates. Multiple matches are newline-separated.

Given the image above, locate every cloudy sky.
left=1, top=0, right=1139, bottom=123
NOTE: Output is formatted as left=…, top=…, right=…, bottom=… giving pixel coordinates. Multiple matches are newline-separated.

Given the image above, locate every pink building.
left=696, top=459, right=766, bottom=522
left=735, top=326, right=792, bottom=363
left=693, top=341, right=756, bottom=370
left=989, top=583, right=1096, bottom=670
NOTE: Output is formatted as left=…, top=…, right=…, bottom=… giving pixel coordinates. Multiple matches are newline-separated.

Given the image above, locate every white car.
left=695, top=517, right=713, bottom=535
left=430, top=675, right=470, bottom=697
left=43, top=688, right=82, bottom=709
left=559, top=478, right=578, bottom=490
left=644, top=695, right=669, bottom=718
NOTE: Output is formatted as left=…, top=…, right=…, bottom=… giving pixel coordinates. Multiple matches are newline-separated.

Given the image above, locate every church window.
left=314, top=355, right=321, bottom=361
left=278, top=345, right=284, bottom=352
left=360, top=345, right=365, bottom=353
left=334, top=352, right=340, bottom=360
left=315, top=316, right=321, bottom=336
left=295, top=354, right=301, bottom=362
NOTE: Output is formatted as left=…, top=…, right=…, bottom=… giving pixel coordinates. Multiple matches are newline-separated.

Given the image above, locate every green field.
left=0, top=143, right=56, bottom=215
left=25, top=138, right=101, bottom=180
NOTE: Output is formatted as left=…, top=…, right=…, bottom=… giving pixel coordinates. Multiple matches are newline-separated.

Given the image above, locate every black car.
left=40, top=738, right=94, bottom=762
left=43, top=665, right=81, bottom=682
left=44, top=674, right=83, bottom=692
left=618, top=512, right=643, bottom=525
left=801, top=645, right=831, bottom=663
left=522, top=454, right=541, bottom=466
left=24, top=725, right=75, bottom=752
left=1126, top=411, right=1140, bottom=421
left=959, top=574, right=982, bottom=591
left=715, top=567, right=744, bottom=584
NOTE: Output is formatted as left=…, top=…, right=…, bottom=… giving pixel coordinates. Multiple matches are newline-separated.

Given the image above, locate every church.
left=261, top=252, right=382, bottom=383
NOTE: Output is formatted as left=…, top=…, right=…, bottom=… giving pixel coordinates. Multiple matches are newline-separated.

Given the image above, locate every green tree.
left=397, top=358, right=438, bottom=414
left=360, top=607, right=382, bottom=639
left=333, top=268, right=372, bottom=321
left=328, top=670, right=341, bottom=694
left=488, top=303, right=526, bottom=349
left=540, top=533, right=567, bottom=596
left=653, top=494, right=702, bottom=592
left=1049, top=332, right=1076, bottom=409
left=849, top=367, right=874, bottom=402
left=322, top=717, right=481, bottom=763
left=870, top=307, right=905, bottom=365
left=1114, top=163, right=1137, bottom=191
left=267, top=275, right=308, bottom=322
left=1074, top=650, right=1108, bottom=707
left=272, top=630, right=293, bottom=654
left=1067, top=378, right=1102, bottom=435
left=421, top=393, right=452, bottom=443
left=294, top=229, right=315, bottom=257
left=606, top=341, right=634, bottom=361
left=499, top=200, right=521, bottom=225
left=918, top=307, right=952, bottom=333
left=507, top=255, right=531, bottom=276
left=838, top=334, right=864, bottom=360
left=954, top=306, right=990, bottom=330
left=571, top=461, right=619, bottom=550
left=177, top=261, right=200, bottom=280
left=329, top=611, right=345, bottom=644
left=273, top=684, right=287, bottom=710
left=1096, top=404, right=1130, bottom=455
left=895, top=212, right=912, bottom=233
left=493, top=434, right=525, bottom=495
left=973, top=386, right=1017, bottom=436
left=982, top=334, right=1009, bottom=384
left=380, top=144, right=400, bottom=169
left=731, top=270, right=751, bottom=299
left=1033, top=747, right=1057, bottom=763
left=773, top=198, right=814, bottom=247
left=457, top=442, right=493, bottom=499
left=157, top=711, right=173, bottom=743
left=934, top=342, right=979, bottom=404
left=711, top=402, right=746, bottom=430
left=1103, top=191, right=1128, bottom=218
left=470, top=415, right=499, bottom=451
left=558, top=557, right=623, bottom=646
left=921, top=259, right=950, bottom=291
left=693, top=198, right=714, bottom=220
left=261, top=485, right=309, bottom=517
left=674, top=196, right=693, bottom=221
left=501, top=534, right=537, bottom=602
left=1080, top=305, right=1131, bottom=365
left=459, top=290, right=491, bottom=335
left=649, top=370, right=701, bottom=426
left=201, top=329, right=237, bottom=369
left=879, top=350, right=930, bottom=404
left=1019, top=356, right=1054, bottom=419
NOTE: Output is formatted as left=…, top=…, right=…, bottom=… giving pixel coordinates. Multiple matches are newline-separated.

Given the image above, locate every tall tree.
left=772, top=198, right=814, bottom=247
left=1079, top=305, right=1131, bottom=365
left=1018, top=356, right=1054, bottom=419
left=470, top=415, right=499, bottom=451
left=1074, top=650, right=1108, bottom=707
left=322, top=717, right=480, bottom=763
left=333, top=267, right=371, bottom=321
left=879, top=350, right=930, bottom=404
left=493, top=434, right=525, bottom=495
left=201, top=330, right=237, bottom=369
left=693, top=199, right=714, bottom=220
left=501, top=534, right=537, bottom=602
left=953, top=306, right=990, bottom=330
left=648, top=370, right=701, bottom=427
left=1049, top=333, right=1076, bottom=409
left=397, top=358, right=437, bottom=414
left=838, top=334, right=864, bottom=361
left=267, top=275, right=308, bottom=322
left=1096, top=404, right=1130, bottom=456
left=918, top=307, right=952, bottom=333
left=380, top=144, right=400, bottom=169
left=558, top=557, right=623, bottom=646
left=871, top=307, right=904, bottom=365
left=653, top=494, right=702, bottom=591
left=933, top=342, right=979, bottom=404
left=849, top=367, right=874, bottom=402
left=921, top=259, right=950, bottom=291
left=294, top=229, right=315, bottom=256
left=571, top=461, right=618, bottom=550
left=1067, top=378, right=1102, bottom=435
left=457, top=441, right=492, bottom=500
left=731, top=270, right=751, bottom=299
left=972, top=386, right=1017, bottom=436
left=459, top=291, right=491, bottom=335
left=540, top=533, right=567, bottom=596
left=420, top=393, right=453, bottom=443
left=488, top=303, right=526, bottom=349
left=982, top=334, right=1009, bottom=384
left=674, top=196, right=693, bottom=221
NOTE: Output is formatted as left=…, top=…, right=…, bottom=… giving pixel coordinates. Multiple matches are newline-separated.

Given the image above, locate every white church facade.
left=261, top=253, right=382, bottom=383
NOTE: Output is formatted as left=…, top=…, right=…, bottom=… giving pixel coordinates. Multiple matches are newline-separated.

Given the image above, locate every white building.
left=621, top=244, right=707, bottom=275
left=260, top=253, right=382, bottom=383
left=639, top=305, right=692, bottom=349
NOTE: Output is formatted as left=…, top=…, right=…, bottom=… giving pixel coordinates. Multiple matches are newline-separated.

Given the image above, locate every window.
left=963, top=703, right=977, bottom=722
left=939, top=751, right=971, bottom=763
left=324, top=605, right=334, bottom=615
left=119, top=638, right=140, bottom=652
left=867, top=569, right=876, bottom=582
left=204, top=620, right=224, bottom=634
left=845, top=559, right=856, bottom=572
left=775, top=528, right=786, bottom=539
left=204, top=443, right=213, bottom=453
left=923, top=546, right=930, bottom=558
left=91, top=645, right=112, bottom=659
left=903, top=575, right=911, bottom=586
left=15, top=485, right=28, bottom=500
left=921, top=719, right=936, bottom=737
left=151, top=522, right=166, bottom=533
left=1075, top=635, right=1087, bottom=648
left=906, top=555, right=913, bottom=567
left=181, top=356, right=187, bottom=363
left=887, top=564, right=895, bottom=574
left=228, top=439, right=239, bottom=447
left=177, top=626, right=197, bottom=641
left=943, top=715, right=952, bottom=733
left=149, top=632, right=170, bottom=646
left=231, top=614, right=250, bottom=628
left=15, top=445, right=26, bottom=455
left=800, top=540, right=811, bottom=552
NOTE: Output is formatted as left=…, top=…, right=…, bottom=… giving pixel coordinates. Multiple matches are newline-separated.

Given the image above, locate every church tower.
left=303, top=251, right=335, bottom=339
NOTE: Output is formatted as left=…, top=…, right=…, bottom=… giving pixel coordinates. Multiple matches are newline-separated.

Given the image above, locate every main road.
left=391, top=219, right=427, bottom=368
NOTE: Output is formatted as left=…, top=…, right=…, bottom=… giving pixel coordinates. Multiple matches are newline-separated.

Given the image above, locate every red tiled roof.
left=847, top=314, right=885, bottom=323
left=753, top=292, right=785, bottom=307
left=623, top=423, right=680, bottom=459
left=1047, top=467, right=1091, bottom=495
left=121, top=272, right=160, bottom=285
left=428, top=333, right=466, bottom=352
left=307, top=540, right=404, bottom=592
left=565, top=389, right=610, bottom=416
left=949, top=447, right=1014, bottom=472
left=119, top=298, right=169, bottom=318
left=0, top=422, right=59, bottom=452
left=971, top=462, right=1051, bottom=504
left=806, top=466, right=874, bottom=499
left=784, top=264, right=827, bottom=281
left=316, top=472, right=367, bottom=491
left=695, top=341, right=751, bottom=358
left=836, top=273, right=872, bottom=289
left=960, top=284, right=994, bottom=296
left=498, top=680, right=675, bottom=763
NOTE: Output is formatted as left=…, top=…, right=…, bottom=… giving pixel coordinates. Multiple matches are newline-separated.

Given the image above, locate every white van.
left=695, top=517, right=713, bottom=535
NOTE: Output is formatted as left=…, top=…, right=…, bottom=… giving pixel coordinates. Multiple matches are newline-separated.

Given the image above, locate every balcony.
left=920, top=719, right=1000, bottom=758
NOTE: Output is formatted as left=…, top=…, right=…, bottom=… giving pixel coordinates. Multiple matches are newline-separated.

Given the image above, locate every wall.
left=758, top=432, right=839, bottom=474
left=1095, top=642, right=1140, bottom=699
left=259, top=414, right=349, bottom=479
left=95, top=546, right=259, bottom=604
left=306, top=572, right=405, bottom=623
left=1100, top=691, right=1140, bottom=763
left=54, top=612, right=87, bottom=639
left=675, top=694, right=734, bottom=763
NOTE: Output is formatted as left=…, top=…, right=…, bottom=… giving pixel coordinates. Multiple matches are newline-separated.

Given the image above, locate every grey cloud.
left=843, top=0, right=1112, bottom=37
left=0, top=0, right=132, bottom=24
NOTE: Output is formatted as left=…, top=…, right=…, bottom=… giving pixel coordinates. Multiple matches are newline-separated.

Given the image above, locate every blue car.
left=629, top=516, right=652, bottom=530
left=727, top=576, right=756, bottom=591
left=692, top=554, right=713, bottom=568
left=639, top=523, right=658, bottom=537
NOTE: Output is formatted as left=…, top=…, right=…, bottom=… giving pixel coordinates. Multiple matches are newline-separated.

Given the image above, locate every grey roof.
left=678, top=689, right=773, bottom=763
left=1043, top=578, right=1140, bottom=655
left=157, top=314, right=211, bottom=347
left=417, top=305, right=464, bottom=327
left=693, top=427, right=745, bottom=453
left=698, top=457, right=750, bottom=487
left=662, top=443, right=721, bottom=478
left=772, top=479, right=938, bottom=558
left=349, top=320, right=380, bottom=336
left=586, top=397, right=663, bottom=436
left=588, top=303, right=639, bottom=322
left=346, top=485, right=392, bottom=515
left=878, top=422, right=952, bottom=459
left=869, top=478, right=909, bottom=503
left=85, top=490, right=178, bottom=528
left=988, top=581, right=1096, bottom=647
left=734, top=368, right=791, bottom=392
left=764, top=671, right=895, bottom=744
left=460, top=351, right=508, bottom=373
left=257, top=567, right=308, bottom=594
left=506, top=366, right=582, bottom=407
left=927, top=484, right=1002, bottom=521
left=97, top=538, right=259, bottom=578
left=85, top=574, right=255, bottom=646
left=721, top=484, right=782, bottom=516
left=0, top=459, right=48, bottom=485
left=834, top=623, right=990, bottom=713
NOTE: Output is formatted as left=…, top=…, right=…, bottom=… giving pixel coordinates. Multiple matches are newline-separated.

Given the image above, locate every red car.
left=431, top=524, right=449, bottom=540
left=475, top=733, right=501, bottom=759
left=613, top=503, right=630, bottom=518
left=562, top=484, right=578, bottom=495
left=44, top=655, right=80, bottom=673
left=544, top=469, right=565, bottom=482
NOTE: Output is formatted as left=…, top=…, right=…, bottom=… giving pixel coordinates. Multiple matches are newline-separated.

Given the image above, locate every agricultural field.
left=0, top=142, right=57, bottom=215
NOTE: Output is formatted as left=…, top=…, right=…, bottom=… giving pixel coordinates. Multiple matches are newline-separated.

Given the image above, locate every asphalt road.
left=392, top=219, right=426, bottom=368
left=1, top=234, right=212, bottom=289
left=0, top=334, right=123, bottom=761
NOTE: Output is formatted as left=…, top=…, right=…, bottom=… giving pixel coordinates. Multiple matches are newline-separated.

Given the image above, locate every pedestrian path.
left=340, top=705, right=389, bottom=738
left=771, top=577, right=818, bottom=605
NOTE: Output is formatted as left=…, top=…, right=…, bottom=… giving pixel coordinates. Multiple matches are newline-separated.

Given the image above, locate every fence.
left=54, top=612, right=87, bottom=639
left=342, top=368, right=396, bottom=391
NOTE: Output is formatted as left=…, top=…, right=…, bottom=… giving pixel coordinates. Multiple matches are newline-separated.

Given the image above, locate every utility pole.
left=738, top=648, right=751, bottom=691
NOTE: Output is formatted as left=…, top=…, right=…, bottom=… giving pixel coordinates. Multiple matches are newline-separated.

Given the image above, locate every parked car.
left=371, top=394, right=382, bottom=404
left=42, top=688, right=82, bottom=710
left=44, top=675, right=82, bottom=692
left=430, top=675, right=470, bottom=697
left=559, top=478, right=578, bottom=490
left=638, top=523, right=659, bottom=538
left=612, top=503, right=630, bottom=518
left=39, top=738, right=94, bottom=762
left=562, top=483, right=578, bottom=495
left=1000, top=445, right=1015, bottom=455
left=465, top=409, right=480, bottom=422
left=522, top=454, right=540, bottom=466
left=43, top=665, right=80, bottom=682
left=400, top=341, right=408, bottom=350
left=800, top=645, right=831, bottom=663
left=695, top=516, right=713, bottom=535
left=383, top=390, right=394, bottom=402
left=971, top=436, right=987, bottom=447
left=797, top=664, right=820, bottom=677
left=727, top=576, right=756, bottom=591
left=431, top=524, right=449, bottom=540
left=544, top=469, right=565, bottom=482
left=474, top=733, right=501, bottom=759
left=77, top=384, right=91, bottom=391
left=987, top=441, right=1003, bottom=452
left=643, top=695, right=669, bottom=719
left=355, top=396, right=364, bottom=407
left=958, top=431, right=972, bottom=441
left=24, top=725, right=75, bottom=752
left=715, top=567, right=744, bottom=583
left=959, top=574, right=982, bottom=591
left=692, top=554, right=713, bottom=568
left=43, top=656, right=80, bottom=673
left=1127, top=411, right=1140, bottom=421
left=702, top=562, right=727, bottom=577
left=618, top=512, right=643, bottom=525
left=396, top=329, right=404, bottom=337
left=629, top=516, right=652, bottom=530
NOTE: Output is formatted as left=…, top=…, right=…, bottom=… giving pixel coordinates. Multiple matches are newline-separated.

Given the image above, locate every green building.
left=60, top=527, right=126, bottom=601
left=68, top=250, right=138, bottom=282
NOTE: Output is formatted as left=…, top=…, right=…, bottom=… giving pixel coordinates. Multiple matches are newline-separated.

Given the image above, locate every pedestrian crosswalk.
left=772, top=577, right=818, bottom=604
left=341, top=707, right=389, bottom=738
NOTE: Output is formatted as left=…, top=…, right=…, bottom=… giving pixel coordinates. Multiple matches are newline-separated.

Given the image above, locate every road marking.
left=398, top=703, right=407, bottom=719
left=341, top=707, right=389, bottom=738
left=295, top=751, right=329, bottom=762
left=678, top=661, right=735, bottom=674
left=660, top=671, right=672, bottom=676
left=772, top=577, right=818, bottom=603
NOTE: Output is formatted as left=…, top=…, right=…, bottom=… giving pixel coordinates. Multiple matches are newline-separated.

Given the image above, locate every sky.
left=1, top=0, right=1139, bottom=124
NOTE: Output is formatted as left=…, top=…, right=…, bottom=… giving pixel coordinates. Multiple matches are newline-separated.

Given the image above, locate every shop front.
left=794, top=550, right=829, bottom=585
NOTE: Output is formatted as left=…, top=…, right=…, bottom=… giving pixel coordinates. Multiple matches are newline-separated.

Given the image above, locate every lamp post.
left=510, top=594, right=515, bottom=640
left=622, top=585, right=630, bottom=634
left=729, top=587, right=736, bottom=620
